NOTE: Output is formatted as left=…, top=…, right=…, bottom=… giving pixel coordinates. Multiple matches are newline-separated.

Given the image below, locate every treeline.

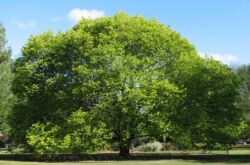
left=0, top=13, right=249, bottom=155
left=234, top=65, right=250, bottom=138
left=0, top=23, right=14, bottom=142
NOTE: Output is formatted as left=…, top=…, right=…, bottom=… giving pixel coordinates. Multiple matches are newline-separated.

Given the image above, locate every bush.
left=162, top=142, right=179, bottom=151
left=138, top=141, right=163, bottom=152
left=11, top=147, right=26, bottom=154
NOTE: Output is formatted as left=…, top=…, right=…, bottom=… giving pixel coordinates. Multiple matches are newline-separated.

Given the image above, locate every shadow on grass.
left=1, top=153, right=250, bottom=163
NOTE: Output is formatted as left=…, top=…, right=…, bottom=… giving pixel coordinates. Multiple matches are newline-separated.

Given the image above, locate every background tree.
left=0, top=23, right=14, bottom=137
left=234, top=65, right=250, bottom=139
left=11, top=13, right=244, bottom=155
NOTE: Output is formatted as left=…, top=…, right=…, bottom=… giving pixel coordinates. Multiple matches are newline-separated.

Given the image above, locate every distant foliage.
left=234, top=65, right=250, bottom=138
left=0, top=23, right=14, bottom=136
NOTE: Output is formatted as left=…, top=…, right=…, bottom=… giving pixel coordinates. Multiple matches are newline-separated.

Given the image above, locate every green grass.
left=0, top=151, right=8, bottom=154
left=229, top=149, right=250, bottom=154
left=0, top=160, right=249, bottom=165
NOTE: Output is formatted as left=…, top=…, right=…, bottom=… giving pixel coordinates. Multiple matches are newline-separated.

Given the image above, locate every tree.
left=234, top=65, right=250, bottom=139
left=0, top=23, right=14, bottom=136
left=11, top=13, right=244, bottom=155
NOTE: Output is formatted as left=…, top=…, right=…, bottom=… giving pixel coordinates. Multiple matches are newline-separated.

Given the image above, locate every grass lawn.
left=0, top=151, right=8, bottom=154
left=0, top=160, right=249, bottom=165
left=229, top=149, right=250, bottom=154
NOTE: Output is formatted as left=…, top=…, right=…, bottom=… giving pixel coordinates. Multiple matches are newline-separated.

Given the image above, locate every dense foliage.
left=11, top=13, right=244, bottom=155
left=26, top=109, right=110, bottom=154
left=169, top=56, right=245, bottom=148
left=235, top=65, right=250, bottom=138
left=0, top=23, right=14, bottom=136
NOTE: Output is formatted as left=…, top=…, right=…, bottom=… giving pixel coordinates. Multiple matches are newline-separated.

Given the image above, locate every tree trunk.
left=119, top=145, right=130, bottom=156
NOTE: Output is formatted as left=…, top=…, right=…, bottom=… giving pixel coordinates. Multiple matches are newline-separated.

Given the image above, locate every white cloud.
left=68, top=8, right=105, bottom=22
left=11, top=17, right=37, bottom=29
left=50, top=16, right=63, bottom=22
left=199, top=52, right=239, bottom=64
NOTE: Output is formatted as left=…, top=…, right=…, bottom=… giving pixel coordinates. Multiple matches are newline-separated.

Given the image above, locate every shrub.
left=162, top=142, right=179, bottom=151
left=138, top=141, right=163, bottom=152
left=11, top=147, right=26, bottom=154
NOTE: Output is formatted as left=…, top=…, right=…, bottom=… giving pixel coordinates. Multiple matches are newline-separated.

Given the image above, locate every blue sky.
left=1, top=0, right=250, bottom=64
